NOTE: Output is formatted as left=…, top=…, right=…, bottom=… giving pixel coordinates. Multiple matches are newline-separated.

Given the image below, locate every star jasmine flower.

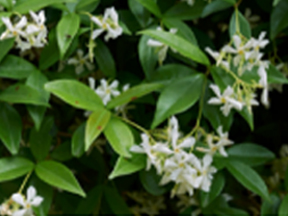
left=205, top=47, right=230, bottom=70
left=257, top=61, right=269, bottom=107
left=250, top=31, right=269, bottom=51
left=67, top=50, right=95, bottom=75
left=147, top=27, right=178, bottom=65
left=91, top=7, right=123, bottom=41
left=208, top=84, right=243, bottom=116
left=11, top=186, right=43, bottom=216
left=0, top=16, right=27, bottom=40
left=0, top=203, right=12, bottom=216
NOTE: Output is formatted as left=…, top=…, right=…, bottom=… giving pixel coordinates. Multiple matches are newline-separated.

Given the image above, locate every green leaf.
left=226, top=160, right=270, bottom=200
left=150, top=63, right=197, bottom=85
left=201, top=172, right=225, bottom=208
left=109, top=154, right=146, bottom=179
left=238, top=106, right=254, bottom=131
left=0, top=157, right=34, bottom=182
left=128, top=0, right=151, bottom=28
left=0, top=103, right=22, bottom=154
left=104, top=117, right=134, bottom=158
left=164, top=1, right=206, bottom=20
left=104, top=186, right=131, bottom=214
left=139, top=168, right=168, bottom=196
left=162, top=18, right=198, bottom=46
left=107, top=83, right=163, bottom=109
left=226, top=143, right=275, bottom=166
left=26, top=71, right=49, bottom=130
left=151, top=74, right=205, bottom=128
left=210, top=66, right=234, bottom=91
left=279, top=194, right=288, bottom=215
left=0, top=55, right=37, bottom=79
left=0, top=84, right=49, bottom=106
left=50, top=141, right=73, bottom=162
left=201, top=0, right=234, bottom=18
left=133, top=0, right=162, bottom=17
left=0, top=38, right=14, bottom=63
left=35, top=160, right=86, bottom=197
left=75, top=0, right=99, bottom=12
left=94, top=39, right=116, bottom=78
left=13, top=0, right=77, bottom=13
left=138, top=34, right=158, bottom=80
left=0, top=0, right=13, bottom=10
left=85, top=108, right=111, bottom=151
left=273, top=0, right=282, bottom=6
left=29, top=117, right=54, bottom=161
left=229, top=10, right=251, bottom=39
left=72, top=123, right=85, bottom=158
left=44, top=80, right=103, bottom=110
left=267, top=64, right=288, bottom=84
left=261, top=194, right=281, bottom=215
left=56, top=13, right=80, bottom=58
left=140, top=29, right=210, bottom=66
left=270, top=0, right=288, bottom=39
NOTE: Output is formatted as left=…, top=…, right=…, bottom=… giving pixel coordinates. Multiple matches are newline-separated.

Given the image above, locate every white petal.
left=219, top=146, right=228, bottom=157
left=203, top=154, right=213, bottom=168
left=223, top=86, right=234, bottom=97
left=91, top=29, right=104, bottom=40
left=67, top=58, right=79, bottom=65
left=26, top=186, right=36, bottom=202
left=209, top=84, right=221, bottom=98
left=147, top=39, right=163, bottom=47
left=152, top=143, right=173, bottom=154
left=208, top=97, right=222, bottom=105
left=122, top=84, right=130, bottom=92
left=2, top=17, right=13, bottom=30
left=178, top=137, right=195, bottom=149
left=130, top=145, right=145, bottom=153
left=88, top=77, right=95, bottom=90
left=12, top=193, right=25, bottom=207
left=232, top=35, right=242, bottom=49
left=110, top=80, right=119, bottom=89
left=15, top=17, right=27, bottom=29
left=77, top=49, right=84, bottom=58
left=12, top=209, right=28, bottom=216
left=75, top=64, right=84, bottom=75
left=31, top=196, right=43, bottom=206
left=91, top=16, right=103, bottom=27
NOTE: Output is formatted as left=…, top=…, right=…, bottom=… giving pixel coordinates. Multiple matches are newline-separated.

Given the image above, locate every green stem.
left=18, top=171, right=32, bottom=194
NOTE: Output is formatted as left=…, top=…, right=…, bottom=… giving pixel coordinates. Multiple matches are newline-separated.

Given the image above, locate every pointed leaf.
left=72, top=123, right=86, bottom=158
left=35, top=160, right=86, bottom=197
left=201, top=0, right=233, bottom=18
left=261, top=194, right=281, bottom=215
left=0, top=38, right=14, bottom=63
left=267, top=64, right=288, bottom=84
left=229, top=10, right=251, bottom=39
left=133, top=0, right=161, bottom=17
left=270, top=0, right=288, bottom=39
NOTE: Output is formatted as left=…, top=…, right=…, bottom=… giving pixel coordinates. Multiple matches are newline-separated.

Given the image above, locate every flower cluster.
left=0, top=10, right=48, bottom=52
left=130, top=116, right=234, bottom=197
left=0, top=186, right=43, bottom=216
left=67, top=49, right=95, bottom=75
left=206, top=32, right=270, bottom=116
left=91, top=7, right=123, bottom=42
left=147, top=27, right=178, bottom=65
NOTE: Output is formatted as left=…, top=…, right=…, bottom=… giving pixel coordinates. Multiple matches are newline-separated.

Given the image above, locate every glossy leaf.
left=267, top=64, right=288, bottom=84
left=104, top=117, right=134, bottom=158
left=226, top=160, right=270, bottom=201
left=35, top=160, right=86, bottom=197
left=57, top=13, right=80, bottom=58
left=201, top=0, right=234, bottom=18
left=0, top=55, right=37, bottom=79
left=44, top=80, right=103, bottom=110
left=128, top=0, right=150, bottom=28
left=261, top=194, right=281, bottom=215
left=270, top=0, right=288, bottom=39
left=238, top=106, right=254, bottom=131
left=75, top=0, right=99, bottom=12
left=0, top=103, right=22, bottom=154
left=151, top=74, right=205, bottom=128
left=109, top=154, right=146, bottom=179
left=85, top=107, right=111, bottom=150
left=0, top=38, right=14, bottom=63
left=0, top=157, right=34, bottom=182
left=229, top=10, right=251, bottom=39
left=107, top=83, right=163, bottom=109
left=72, top=123, right=86, bottom=158
left=279, top=194, right=288, bottom=215
left=140, top=29, right=210, bottom=66
left=133, top=0, right=161, bottom=17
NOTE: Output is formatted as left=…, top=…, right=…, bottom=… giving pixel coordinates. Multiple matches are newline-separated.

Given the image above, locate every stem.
left=18, top=171, right=32, bottom=194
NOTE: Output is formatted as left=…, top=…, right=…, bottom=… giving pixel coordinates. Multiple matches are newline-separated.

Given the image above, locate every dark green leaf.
left=201, top=0, right=234, bottom=18
left=270, top=0, right=288, bottom=39
left=72, top=123, right=85, bottom=158
left=0, top=38, right=14, bottom=63
left=104, top=186, right=131, bottom=214
left=279, top=194, right=288, bottom=215
left=133, top=0, right=162, bottom=17
left=261, top=193, right=281, bottom=215
left=128, top=0, right=151, bottom=28
left=229, top=10, right=251, bottom=39
left=267, top=64, right=288, bottom=84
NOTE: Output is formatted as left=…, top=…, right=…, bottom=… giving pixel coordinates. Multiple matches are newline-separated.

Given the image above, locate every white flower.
left=0, top=16, right=27, bottom=40
left=147, top=27, right=177, bottom=65
left=193, top=154, right=217, bottom=192
left=208, top=84, right=243, bottom=116
left=205, top=47, right=230, bottom=70
left=91, top=7, right=122, bottom=41
left=257, top=61, right=269, bottom=107
left=67, top=50, right=95, bottom=75
left=11, top=186, right=43, bottom=216
left=0, top=203, right=12, bottom=216
left=250, top=31, right=269, bottom=51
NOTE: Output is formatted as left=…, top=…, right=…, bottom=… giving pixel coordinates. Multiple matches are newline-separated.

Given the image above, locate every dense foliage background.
left=1, top=0, right=288, bottom=215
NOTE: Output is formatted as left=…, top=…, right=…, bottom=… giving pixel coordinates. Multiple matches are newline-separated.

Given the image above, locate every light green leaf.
left=44, top=80, right=103, bottom=110
left=0, top=84, right=49, bottom=106
left=164, top=1, right=206, bottom=20
left=107, top=83, right=163, bottom=109
left=104, top=117, right=134, bottom=158
left=270, top=0, right=288, bottom=39
left=162, top=18, right=198, bottom=46
left=35, top=160, right=86, bottom=197
left=29, top=117, right=54, bottom=161
left=0, top=38, right=14, bottom=63
left=133, top=0, right=161, bottom=17
left=279, top=194, right=288, bottom=215
left=151, top=74, right=205, bottom=128
left=0, top=157, right=34, bottom=182
left=229, top=10, right=251, bottom=39
left=0, top=103, right=22, bottom=154
left=85, top=107, right=111, bottom=151
left=140, top=29, right=210, bottom=66
left=201, top=172, right=225, bottom=208
left=75, top=0, right=99, bottom=12
left=226, top=143, right=275, bottom=166
left=226, top=160, right=270, bottom=201
left=56, top=13, right=80, bottom=58
left=94, top=39, right=116, bottom=78
left=0, top=55, right=37, bottom=79
left=0, top=0, right=13, bottom=10
left=201, top=0, right=234, bottom=18
left=72, top=123, right=85, bottom=158
left=109, top=154, right=146, bottom=179
left=13, top=0, right=77, bottom=13
left=138, top=34, right=158, bottom=80
left=261, top=194, right=281, bottom=215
